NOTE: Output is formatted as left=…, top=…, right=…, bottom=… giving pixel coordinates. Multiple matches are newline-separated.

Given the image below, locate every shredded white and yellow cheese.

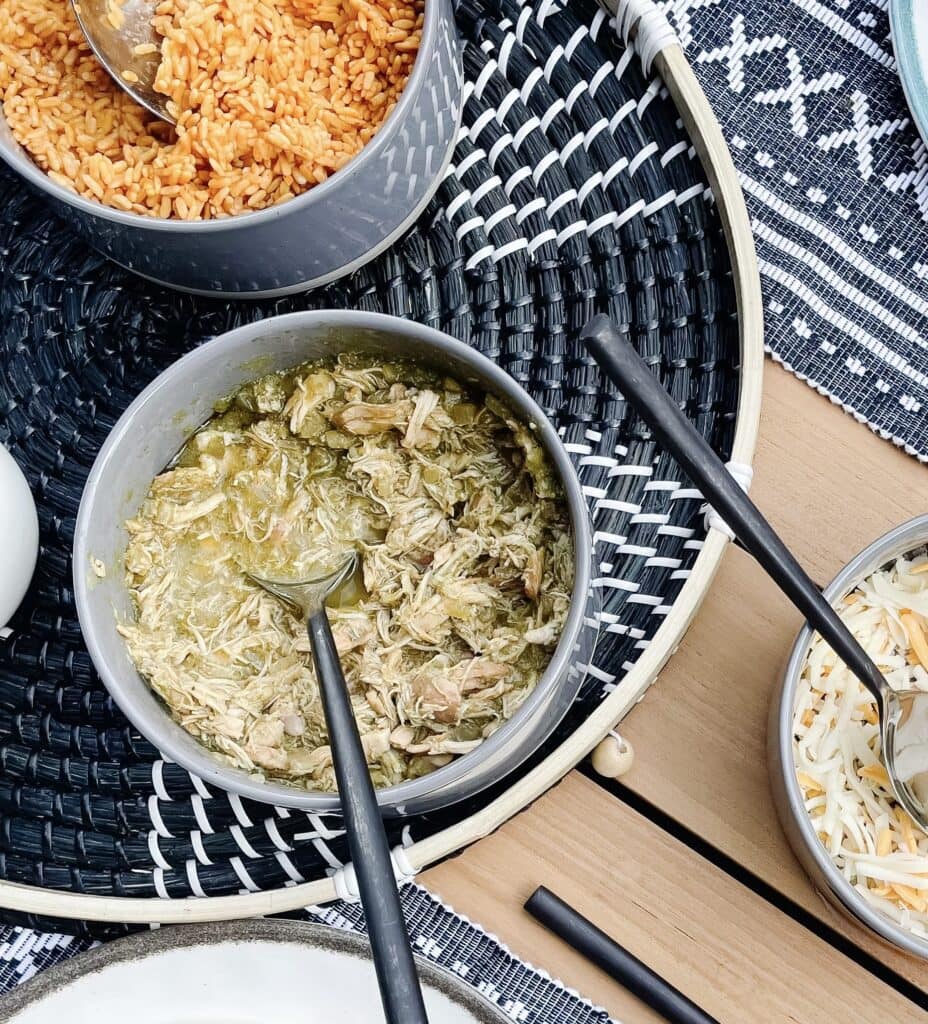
left=794, top=549, right=928, bottom=933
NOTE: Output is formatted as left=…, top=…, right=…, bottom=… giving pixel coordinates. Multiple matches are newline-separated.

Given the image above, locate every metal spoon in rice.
left=71, top=0, right=175, bottom=123
left=246, top=553, right=429, bottom=1024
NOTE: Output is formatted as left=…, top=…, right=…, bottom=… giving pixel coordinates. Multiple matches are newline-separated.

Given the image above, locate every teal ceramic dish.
left=891, top=0, right=928, bottom=145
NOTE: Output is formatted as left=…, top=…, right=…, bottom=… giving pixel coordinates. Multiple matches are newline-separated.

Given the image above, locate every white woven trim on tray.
left=452, top=123, right=682, bottom=260
left=330, top=846, right=418, bottom=903
left=612, top=0, right=678, bottom=75
left=701, top=461, right=754, bottom=541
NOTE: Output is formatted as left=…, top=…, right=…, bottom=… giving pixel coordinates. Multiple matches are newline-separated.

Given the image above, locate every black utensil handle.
left=526, top=887, right=719, bottom=1024
left=308, top=610, right=429, bottom=1024
left=581, top=315, right=888, bottom=704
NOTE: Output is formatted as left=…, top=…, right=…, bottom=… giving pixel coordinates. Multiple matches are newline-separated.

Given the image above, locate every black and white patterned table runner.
left=0, top=887, right=616, bottom=1023
left=665, top=0, right=928, bottom=461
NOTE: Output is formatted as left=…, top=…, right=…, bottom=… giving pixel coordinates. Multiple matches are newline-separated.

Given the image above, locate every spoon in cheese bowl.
left=247, top=553, right=429, bottom=1024
left=582, top=314, right=928, bottom=834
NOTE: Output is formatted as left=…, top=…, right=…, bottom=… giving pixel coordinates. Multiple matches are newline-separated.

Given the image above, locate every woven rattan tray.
left=0, top=0, right=762, bottom=934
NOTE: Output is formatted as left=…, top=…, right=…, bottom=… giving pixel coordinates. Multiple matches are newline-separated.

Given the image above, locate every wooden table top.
left=422, top=361, right=928, bottom=1023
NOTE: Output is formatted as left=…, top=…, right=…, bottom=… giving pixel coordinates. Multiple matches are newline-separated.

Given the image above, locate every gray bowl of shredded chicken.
left=73, top=311, right=597, bottom=815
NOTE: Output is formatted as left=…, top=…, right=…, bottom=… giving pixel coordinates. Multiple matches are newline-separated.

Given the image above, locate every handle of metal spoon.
left=307, top=609, right=429, bottom=1024
left=581, top=315, right=890, bottom=706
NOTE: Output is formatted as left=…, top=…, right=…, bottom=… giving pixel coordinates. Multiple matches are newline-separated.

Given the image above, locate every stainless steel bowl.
left=0, top=1, right=461, bottom=298
left=769, top=514, right=928, bottom=959
left=73, top=310, right=598, bottom=815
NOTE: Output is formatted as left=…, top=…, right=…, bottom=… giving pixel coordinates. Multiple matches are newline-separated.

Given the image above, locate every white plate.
left=0, top=921, right=508, bottom=1024
left=890, top=0, right=928, bottom=145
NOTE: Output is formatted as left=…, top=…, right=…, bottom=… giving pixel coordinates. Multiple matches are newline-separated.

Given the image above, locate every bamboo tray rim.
left=0, top=7, right=764, bottom=925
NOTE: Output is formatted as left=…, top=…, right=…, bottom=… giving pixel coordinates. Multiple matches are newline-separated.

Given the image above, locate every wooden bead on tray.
left=591, top=734, right=635, bottom=779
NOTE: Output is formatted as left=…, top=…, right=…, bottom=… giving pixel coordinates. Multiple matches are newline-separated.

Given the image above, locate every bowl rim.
left=776, top=512, right=928, bottom=959
left=73, top=309, right=595, bottom=812
left=0, top=918, right=511, bottom=1023
left=0, top=0, right=444, bottom=234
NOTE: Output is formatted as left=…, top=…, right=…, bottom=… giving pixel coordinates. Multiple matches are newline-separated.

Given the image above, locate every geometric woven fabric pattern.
left=0, top=927, right=90, bottom=989
left=665, top=0, right=928, bottom=461
left=0, top=0, right=737, bottom=937
left=312, top=886, right=618, bottom=1023
left=0, top=887, right=617, bottom=1022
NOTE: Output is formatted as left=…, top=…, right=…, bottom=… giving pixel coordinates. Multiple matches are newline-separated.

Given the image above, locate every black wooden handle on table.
left=526, top=887, right=719, bottom=1024
left=580, top=315, right=889, bottom=705
left=308, top=609, right=429, bottom=1024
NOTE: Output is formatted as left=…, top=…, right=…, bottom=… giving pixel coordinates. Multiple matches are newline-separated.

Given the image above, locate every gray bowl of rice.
left=770, top=513, right=928, bottom=959
left=0, top=0, right=461, bottom=296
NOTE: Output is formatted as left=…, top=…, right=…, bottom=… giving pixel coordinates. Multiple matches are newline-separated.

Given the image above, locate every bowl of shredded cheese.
left=73, top=310, right=597, bottom=815
left=771, top=514, right=928, bottom=959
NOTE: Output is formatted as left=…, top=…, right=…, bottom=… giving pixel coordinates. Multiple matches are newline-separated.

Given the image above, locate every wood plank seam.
left=583, top=766, right=928, bottom=1011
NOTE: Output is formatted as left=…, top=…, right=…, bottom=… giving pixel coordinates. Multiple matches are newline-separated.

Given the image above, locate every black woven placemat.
left=0, top=0, right=739, bottom=937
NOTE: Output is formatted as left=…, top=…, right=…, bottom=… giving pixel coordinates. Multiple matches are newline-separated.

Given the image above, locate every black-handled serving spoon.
left=582, top=314, right=928, bottom=832
left=249, top=554, right=429, bottom=1024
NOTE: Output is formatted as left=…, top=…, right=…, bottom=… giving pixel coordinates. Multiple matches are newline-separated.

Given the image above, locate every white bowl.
left=0, top=919, right=509, bottom=1023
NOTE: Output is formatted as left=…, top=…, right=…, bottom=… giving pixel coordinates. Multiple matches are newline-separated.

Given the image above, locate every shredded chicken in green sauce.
left=119, top=355, right=573, bottom=790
